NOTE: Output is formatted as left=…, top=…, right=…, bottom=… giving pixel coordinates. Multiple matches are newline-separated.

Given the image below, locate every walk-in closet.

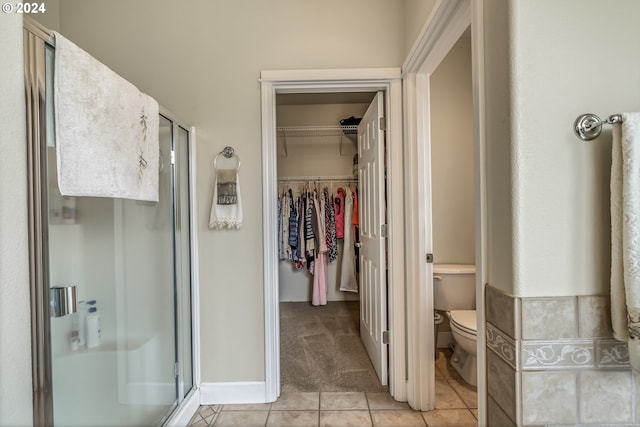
left=276, top=92, right=388, bottom=392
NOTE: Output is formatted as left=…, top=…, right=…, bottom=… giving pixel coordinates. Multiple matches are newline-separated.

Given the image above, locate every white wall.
left=403, top=0, right=437, bottom=57
left=0, top=12, right=33, bottom=427
left=55, top=0, right=406, bottom=384
left=483, top=0, right=515, bottom=296
left=32, top=0, right=59, bottom=31
left=507, top=0, right=640, bottom=297
left=482, top=0, right=640, bottom=297
left=430, top=33, right=474, bottom=264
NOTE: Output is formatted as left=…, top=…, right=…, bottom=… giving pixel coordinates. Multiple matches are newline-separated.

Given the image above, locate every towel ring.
left=213, top=146, right=241, bottom=170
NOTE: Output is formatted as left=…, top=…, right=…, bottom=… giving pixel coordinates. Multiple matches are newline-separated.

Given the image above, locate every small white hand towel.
left=611, top=112, right=640, bottom=372
left=209, top=169, right=243, bottom=230
left=53, top=32, right=159, bottom=202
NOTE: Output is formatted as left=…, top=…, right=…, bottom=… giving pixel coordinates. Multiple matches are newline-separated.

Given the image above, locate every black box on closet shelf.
left=339, top=116, right=361, bottom=133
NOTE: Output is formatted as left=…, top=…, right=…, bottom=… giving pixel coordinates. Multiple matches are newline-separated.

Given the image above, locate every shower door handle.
left=50, top=286, right=77, bottom=317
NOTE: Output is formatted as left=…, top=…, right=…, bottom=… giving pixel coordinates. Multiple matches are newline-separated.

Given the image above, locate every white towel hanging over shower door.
left=53, top=32, right=159, bottom=202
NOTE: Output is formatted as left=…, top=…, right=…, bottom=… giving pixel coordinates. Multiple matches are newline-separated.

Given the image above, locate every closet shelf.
left=277, top=125, right=358, bottom=157
left=277, top=125, right=358, bottom=137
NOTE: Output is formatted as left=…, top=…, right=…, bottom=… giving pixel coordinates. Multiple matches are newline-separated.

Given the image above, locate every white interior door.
left=358, top=91, right=388, bottom=385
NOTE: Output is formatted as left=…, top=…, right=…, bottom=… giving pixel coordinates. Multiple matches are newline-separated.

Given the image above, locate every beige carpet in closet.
left=280, top=301, right=387, bottom=393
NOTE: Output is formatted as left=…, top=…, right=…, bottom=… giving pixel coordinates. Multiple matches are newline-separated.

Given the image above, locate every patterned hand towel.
left=209, top=168, right=243, bottom=229
left=216, top=169, right=237, bottom=205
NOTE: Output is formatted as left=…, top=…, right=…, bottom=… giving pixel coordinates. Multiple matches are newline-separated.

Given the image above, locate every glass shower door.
left=47, top=114, right=179, bottom=426
left=175, top=125, right=194, bottom=398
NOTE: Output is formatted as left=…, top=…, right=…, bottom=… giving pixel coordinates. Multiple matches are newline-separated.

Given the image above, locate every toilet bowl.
left=447, top=309, right=477, bottom=387
left=433, top=264, right=477, bottom=387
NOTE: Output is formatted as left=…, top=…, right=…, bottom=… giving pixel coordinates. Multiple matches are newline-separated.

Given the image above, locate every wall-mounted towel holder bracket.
left=221, top=146, right=235, bottom=159
left=214, top=146, right=240, bottom=170
left=574, top=113, right=622, bottom=141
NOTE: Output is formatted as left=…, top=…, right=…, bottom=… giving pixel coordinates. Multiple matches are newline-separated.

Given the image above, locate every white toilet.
left=433, top=263, right=477, bottom=387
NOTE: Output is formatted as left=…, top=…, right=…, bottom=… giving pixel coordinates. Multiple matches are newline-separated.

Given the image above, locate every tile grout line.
left=318, top=391, right=321, bottom=427
left=445, top=377, right=476, bottom=414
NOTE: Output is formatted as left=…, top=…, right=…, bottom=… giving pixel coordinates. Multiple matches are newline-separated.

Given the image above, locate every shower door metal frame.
left=165, top=115, right=195, bottom=402
left=24, top=17, right=55, bottom=426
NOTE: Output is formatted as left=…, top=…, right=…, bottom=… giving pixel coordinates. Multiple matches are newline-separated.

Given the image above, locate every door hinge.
left=170, top=150, right=176, bottom=165
left=379, top=117, right=386, bottom=131
left=381, top=224, right=387, bottom=238
left=382, top=330, right=389, bottom=344
left=426, top=253, right=434, bottom=263
left=174, top=362, right=180, bottom=378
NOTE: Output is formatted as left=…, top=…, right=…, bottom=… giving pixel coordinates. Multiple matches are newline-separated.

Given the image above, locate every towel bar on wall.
left=574, top=113, right=622, bottom=141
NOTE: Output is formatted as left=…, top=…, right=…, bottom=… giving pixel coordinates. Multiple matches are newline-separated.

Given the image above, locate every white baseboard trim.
left=164, top=388, right=200, bottom=427
left=199, top=381, right=267, bottom=405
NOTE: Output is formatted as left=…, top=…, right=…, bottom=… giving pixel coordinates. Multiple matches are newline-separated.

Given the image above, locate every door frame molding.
left=401, top=0, right=486, bottom=418
left=260, top=68, right=406, bottom=403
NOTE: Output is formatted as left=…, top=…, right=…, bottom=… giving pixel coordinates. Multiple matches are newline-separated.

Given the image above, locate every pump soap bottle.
left=86, top=306, right=101, bottom=348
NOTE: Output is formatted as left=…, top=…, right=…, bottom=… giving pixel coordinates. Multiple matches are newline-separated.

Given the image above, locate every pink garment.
left=334, top=188, right=346, bottom=239
left=312, top=193, right=328, bottom=306
left=312, top=252, right=328, bottom=306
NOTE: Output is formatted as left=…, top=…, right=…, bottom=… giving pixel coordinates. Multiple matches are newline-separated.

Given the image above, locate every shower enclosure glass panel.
left=31, top=36, right=195, bottom=425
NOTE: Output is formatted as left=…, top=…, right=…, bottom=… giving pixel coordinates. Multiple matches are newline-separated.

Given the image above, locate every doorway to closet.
left=275, top=91, right=387, bottom=393
left=260, top=68, right=406, bottom=405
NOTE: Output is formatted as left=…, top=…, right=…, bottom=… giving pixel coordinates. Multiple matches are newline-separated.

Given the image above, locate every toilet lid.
left=449, top=310, right=477, bottom=335
left=433, top=264, right=475, bottom=274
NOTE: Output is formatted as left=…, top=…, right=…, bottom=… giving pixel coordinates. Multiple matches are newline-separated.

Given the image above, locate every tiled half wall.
left=485, top=285, right=639, bottom=426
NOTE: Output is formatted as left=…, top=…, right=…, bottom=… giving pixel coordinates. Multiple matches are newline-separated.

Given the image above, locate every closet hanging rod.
left=278, top=175, right=357, bottom=182
left=573, top=113, right=623, bottom=141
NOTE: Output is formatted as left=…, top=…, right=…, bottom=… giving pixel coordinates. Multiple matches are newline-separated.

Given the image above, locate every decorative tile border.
left=487, top=322, right=518, bottom=369
left=595, top=339, right=630, bottom=368
left=521, top=339, right=594, bottom=370
left=517, top=338, right=630, bottom=370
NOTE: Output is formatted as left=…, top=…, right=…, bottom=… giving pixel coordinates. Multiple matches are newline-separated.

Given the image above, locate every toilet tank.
left=433, top=264, right=476, bottom=311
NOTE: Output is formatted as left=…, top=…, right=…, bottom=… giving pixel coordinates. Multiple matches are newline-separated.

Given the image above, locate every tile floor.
left=188, top=350, right=478, bottom=426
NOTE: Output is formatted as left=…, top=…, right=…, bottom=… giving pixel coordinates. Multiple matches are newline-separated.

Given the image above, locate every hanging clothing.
left=352, top=189, right=360, bottom=273
left=277, top=180, right=358, bottom=304
left=288, top=190, right=298, bottom=250
left=326, top=189, right=338, bottom=262
left=296, top=194, right=306, bottom=269
left=282, top=192, right=290, bottom=259
left=339, top=189, right=358, bottom=293
left=305, top=193, right=315, bottom=272
left=334, top=188, right=346, bottom=239
left=277, top=196, right=285, bottom=260
left=352, top=188, right=359, bottom=227
left=312, top=191, right=328, bottom=306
